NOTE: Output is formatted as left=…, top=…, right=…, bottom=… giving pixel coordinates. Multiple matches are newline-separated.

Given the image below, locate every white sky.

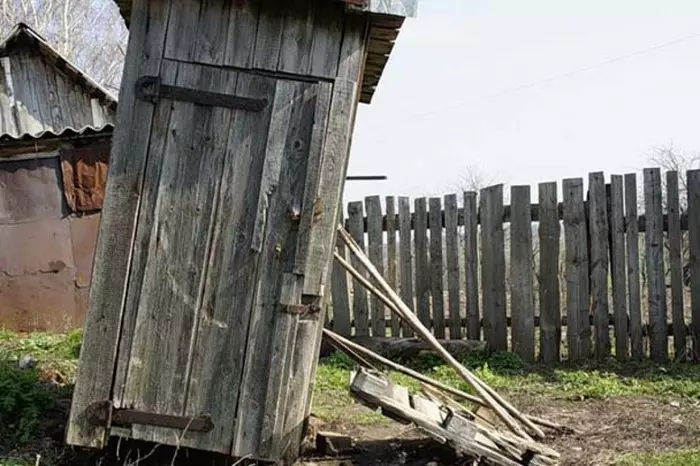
left=343, top=0, right=700, bottom=204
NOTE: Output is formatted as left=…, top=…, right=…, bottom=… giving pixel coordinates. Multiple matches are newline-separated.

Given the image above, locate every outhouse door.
left=106, top=59, right=332, bottom=455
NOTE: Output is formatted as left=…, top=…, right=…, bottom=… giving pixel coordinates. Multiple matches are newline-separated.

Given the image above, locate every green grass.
left=616, top=450, right=700, bottom=465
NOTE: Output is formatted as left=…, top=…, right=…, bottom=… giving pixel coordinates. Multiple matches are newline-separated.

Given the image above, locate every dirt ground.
left=297, top=396, right=700, bottom=466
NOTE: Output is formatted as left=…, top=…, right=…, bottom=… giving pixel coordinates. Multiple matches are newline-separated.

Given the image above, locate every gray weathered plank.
left=163, top=0, right=200, bottom=62
left=121, top=63, right=240, bottom=446
left=348, top=201, right=370, bottom=336
left=366, top=195, right=386, bottom=336
left=385, top=196, right=401, bottom=337
left=667, top=171, right=686, bottom=360
left=253, top=0, right=285, bottom=71
left=429, top=197, right=445, bottom=339
left=222, top=0, right=260, bottom=68
left=510, top=185, right=535, bottom=363
left=398, top=196, right=414, bottom=337
left=688, top=170, right=700, bottom=360
left=191, top=0, right=233, bottom=65
left=414, top=197, right=431, bottom=329
left=588, top=172, right=610, bottom=360
left=625, top=173, right=643, bottom=361
left=331, top=210, right=351, bottom=336
left=464, top=191, right=480, bottom=341
left=644, top=168, right=668, bottom=363
left=233, top=80, right=322, bottom=458
left=65, top=0, right=172, bottom=447
left=609, top=175, right=629, bottom=361
left=538, top=182, right=561, bottom=363
left=180, top=71, right=277, bottom=453
left=479, top=185, right=507, bottom=352
left=563, top=178, right=590, bottom=361
left=278, top=0, right=315, bottom=75
left=444, top=194, right=461, bottom=340
left=309, top=0, right=344, bottom=78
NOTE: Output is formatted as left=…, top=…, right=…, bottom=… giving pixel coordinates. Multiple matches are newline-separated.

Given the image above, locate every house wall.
left=0, top=138, right=108, bottom=332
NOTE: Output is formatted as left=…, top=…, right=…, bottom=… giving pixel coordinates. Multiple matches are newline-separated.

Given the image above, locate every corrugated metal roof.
left=0, top=123, right=114, bottom=144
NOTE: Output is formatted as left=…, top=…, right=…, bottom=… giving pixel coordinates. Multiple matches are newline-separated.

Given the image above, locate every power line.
left=393, top=30, right=700, bottom=122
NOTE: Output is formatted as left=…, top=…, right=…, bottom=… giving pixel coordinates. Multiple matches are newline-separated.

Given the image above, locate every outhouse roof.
left=113, top=0, right=417, bottom=104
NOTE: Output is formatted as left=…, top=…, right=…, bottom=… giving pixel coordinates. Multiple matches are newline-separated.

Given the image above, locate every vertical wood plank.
left=464, top=191, right=480, bottom=340
left=687, top=170, right=700, bottom=360
left=444, top=194, right=461, bottom=340
left=588, top=172, right=611, bottom=360
left=309, top=0, right=344, bottom=78
left=277, top=0, right=315, bottom=75
left=223, top=0, right=260, bottom=68
left=66, top=0, right=172, bottom=447
left=510, top=185, right=535, bottom=363
left=331, top=208, right=351, bottom=337
left=252, top=0, right=284, bottom=71
left=625, top=173, right=644, bottom=361
left=366, top=195, right=386, bottom=336
left=480, top=185, right=507, bottom=352
left=538, top=182, right=561, bottom=363
left=348, top=201, right=369, bottom=336
left=414, top=198, right=431, bottom=329
left=667, top=171, right=686, bottom=359
left=563, top=178, right=590, bottom=361
left=386, top=196, right=401, bottom=337
left=609, top=175, right=629, bottom=361
left=398, top=197, right=414, bottom=337
left=429, top=197, right=445, bottom=338
left=644, top=167, right=668, bottom=363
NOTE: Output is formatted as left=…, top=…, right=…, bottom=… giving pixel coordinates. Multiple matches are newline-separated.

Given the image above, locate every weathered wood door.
left=109, top=59, right=332, bottom=456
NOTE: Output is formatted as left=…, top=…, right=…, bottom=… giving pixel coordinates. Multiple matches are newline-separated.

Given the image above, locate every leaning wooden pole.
left=336, top=227, right=546, bottom=440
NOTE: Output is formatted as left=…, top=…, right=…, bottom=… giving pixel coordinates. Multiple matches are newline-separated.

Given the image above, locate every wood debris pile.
left=325, top=227, right=570, bottom=466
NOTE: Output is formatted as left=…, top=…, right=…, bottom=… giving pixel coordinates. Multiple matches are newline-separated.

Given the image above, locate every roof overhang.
left=113, top=0, right=417, bottom=104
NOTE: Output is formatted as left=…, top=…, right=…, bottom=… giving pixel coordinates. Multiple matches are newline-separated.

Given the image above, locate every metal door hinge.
left=135, top=75, right=269, bottom=112
left=87, top=401, right=215, bottom=433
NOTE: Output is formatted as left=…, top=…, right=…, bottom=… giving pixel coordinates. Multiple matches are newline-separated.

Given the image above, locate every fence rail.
left=328, top=168, right=700, bottom=363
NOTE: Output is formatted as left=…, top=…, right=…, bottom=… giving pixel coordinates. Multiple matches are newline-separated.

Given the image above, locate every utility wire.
left=392, top=30, right=700, bottom=123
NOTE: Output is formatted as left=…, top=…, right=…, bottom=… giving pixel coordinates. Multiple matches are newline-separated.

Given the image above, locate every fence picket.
left=589, top=172, right=611, bottom=360
left=385, top=196, right=401, bottom=337
left=429, top=197, right=446, bottom=338
left=398, top=197, right=415, bottom=337
left=666, top=171, right=685, bottom=359
left=625, top=173, right=644, bottom=360
left=330, top=208, right=351, bottom=336
left=687, top=170, right=700, bottom=359
left=480, top=185, right=507, bottom=351
left=609, top=175, right=628, bottom=361
left=414, top=198, right=431, bottom=329
left=464, top=191, right=480, bottom=341
left=348, top=201, right=369, bottom=336
left=538, top=182, right=561, bottom=363
left=644, top=168, right=668, bottom=363
left=510, top=185, right=535, bottom=362
left=366, top=196, right=386, bottom=337
left=563, top=178, right=590, bottom=361
left=444, top=194, right=462, bottom=340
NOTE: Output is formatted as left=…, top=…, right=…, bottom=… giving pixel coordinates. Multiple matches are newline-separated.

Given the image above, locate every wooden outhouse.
left=66, top=0, right=417, bottom=462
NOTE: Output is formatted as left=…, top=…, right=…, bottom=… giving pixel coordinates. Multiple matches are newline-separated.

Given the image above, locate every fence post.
left=464, top=191, right=480, bottom=341
left=644, top=168, right=668, bottom=363
left=385, top=196, right=401, bottom=337
left=687, top=169, right=700, bottom=360
left=589, top=172, right=611, bottom=360
left=366, top=195, right=385, bottom=337
left=398, top=197, right=415, bottom=337
left=563, top=178, right=590, bottom=361
left=330, top=208, right=351, bottom=336
left=625, top=173, right=644, bottom=361
left=414, top=198, right=431, bottom=329
left=348, top=201, right=369, bottom=336
left=538, top=182, right=561, bottom=363
left=609, top=175, right=629, bottom=361
left=429, top=197, right=445, bottom=339
left=510, top=185, right=535, bottom=363
left=480, top=184, right=507, bottom=352
left=444, top=194, right=462, bottom=340
left=667, top=171, right=686, bottom=360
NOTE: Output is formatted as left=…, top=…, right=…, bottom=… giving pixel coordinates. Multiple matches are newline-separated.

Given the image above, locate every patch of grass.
left=616, top=449, right=700, bottom=465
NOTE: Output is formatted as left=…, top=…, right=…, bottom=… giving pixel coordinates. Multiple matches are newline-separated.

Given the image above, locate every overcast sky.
left=343, top=0, right=700, bottom=204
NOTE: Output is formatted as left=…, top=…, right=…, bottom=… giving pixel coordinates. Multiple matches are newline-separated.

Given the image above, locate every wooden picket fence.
left=327, top=168, right=700, bottom=363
